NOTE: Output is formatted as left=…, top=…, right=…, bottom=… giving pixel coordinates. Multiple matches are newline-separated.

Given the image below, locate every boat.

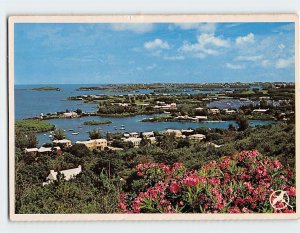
left=49, top=135, right=53, bottom=138
left=68, top=129, right=74, bottom=131
left=72, top=132, right=79, bottom=135
left=44, top=133, right=46, bottom=136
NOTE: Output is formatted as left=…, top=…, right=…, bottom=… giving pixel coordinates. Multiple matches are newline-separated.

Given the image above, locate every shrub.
left=119, top=150, right=295, bottom=214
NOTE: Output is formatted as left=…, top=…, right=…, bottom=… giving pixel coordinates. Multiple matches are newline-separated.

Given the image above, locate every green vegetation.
left=31, top=86, right=61, bottom=91
left=16, top=119, right=55, bottom=133
left=83, top=119, right=112, bottom=125
left=89, top=129, right=102, bottom=139
left=15, top=121, right=295, bottom=213
left=15, top=82, right=295, bottom=214
left=53, top=128, right=66, bottom=140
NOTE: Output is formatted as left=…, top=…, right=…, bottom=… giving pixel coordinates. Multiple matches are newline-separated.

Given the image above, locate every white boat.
left=49, top=135, right=53, bottom=138
left=72, top=132, right=79, bottom=135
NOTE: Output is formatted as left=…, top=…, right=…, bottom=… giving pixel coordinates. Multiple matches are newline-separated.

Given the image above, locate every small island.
left=31, top=86, right=61, bottom=91
left=83, top=119, right=112, bottom=125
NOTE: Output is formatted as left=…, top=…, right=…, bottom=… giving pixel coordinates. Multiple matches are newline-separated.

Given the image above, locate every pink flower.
left=287, top=187, right=296, bottom=197
left=169, top=181, right=181, bottom=194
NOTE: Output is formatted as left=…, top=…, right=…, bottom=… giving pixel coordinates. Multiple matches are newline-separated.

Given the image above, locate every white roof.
left=76, top=139, right=107, bottom=144
left=38, top=147, right=52, bottom=153
left=253, top=109, right=268, bottom=112
left=166, top=129, right=181, bottom=133
left=47, top=165, right=82, bottom=181
left=53, top=139, right=71, bottom=143
left=181, top=129, right=194, bottom=133
left=189, top=134, right=206, bottom=138
left=142, top=131, right=154, bottom=136
left=124, top=137, right=142, bottom=142
left=25, top=148, right=38, bottom=152
left=195, top=116, right=208, bottom=119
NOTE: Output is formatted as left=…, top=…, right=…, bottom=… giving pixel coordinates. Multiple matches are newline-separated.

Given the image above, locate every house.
left=142, top=131, right=154, bottom=138
left=188, top=134, right=206, bottom=141
left=24, top=148, right=38, bottom=156
left=76, top=139, right=107, bottom=150
left=181, top=129, right=194, bottom=133
left=38, top=146, right=61, bottom=155
left=53, top=139, right=72, bottom=148
left=129, top=132, right=139, bottom=138
left=148, top=137, right=157, bottom=144
left=123, top=137, right=142, bottom=147
left=259, top=96, right=270, bottom=100
left=43, top=165, right=82, bottom=186
left=115, top=103, right=129, bottom=107
left=165, top=129, right=182, bottom=138
left=63, top=111, right=78, bottom=118
left=195, top=116, right=208, bottom=121
left=208, top=108, right=220, bottom=114
left=107, top=146, right=124, bottom=151
left=207, top=142, right=223, bottom=148
left=25, top=146, right=61, bottom=156
left=224, top=109, right=236, bottom=114
left=253, top=109, right=269, bottom=113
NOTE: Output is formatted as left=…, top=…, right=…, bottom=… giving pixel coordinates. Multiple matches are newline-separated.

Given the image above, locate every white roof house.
left=181, top=129, right=194, bottom=133
left=253, top=109, right=269, bottom=113
left=188, top=134, right=206, bottom=141
left=43, top=165, right=82, bottom=186
left=129, top=132, right=139, bottom=138
left=38, top=146, right=61, bottom=153
left=63, top=112, right=78, bottom=118
left=142, top=131, right=154, bottom=138
left=24, top=148, right=38, bottom=153
left=123, top=137, right=142, bottom=147
left=53, top=139, right=72, bottom=147
left=165, top=129, right=182, bottom=137
left=195, top=116, right=208, bottom=120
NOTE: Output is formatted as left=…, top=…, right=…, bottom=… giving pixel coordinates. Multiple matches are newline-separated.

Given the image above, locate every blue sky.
left=14, top=22, right=295, bottom=84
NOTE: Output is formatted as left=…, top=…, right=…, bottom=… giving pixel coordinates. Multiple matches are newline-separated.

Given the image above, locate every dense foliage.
left=15, top=122, right=295, bottom=214
left=119, top=150, right=295, bottom=213
left=15, top=119, right=55, bottom=133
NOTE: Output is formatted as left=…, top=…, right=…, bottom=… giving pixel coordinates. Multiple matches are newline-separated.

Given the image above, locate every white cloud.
left=261, top=60, right=271, bottom=68
left=174, top=23, right=217, bottom=33
left=278, top=43, right=286, bottom=49
left=146, top=64, right=157, bottom=70
left=111, top=23, right=154, bottom=33
left=225, top=63, right=244, bottom=70
left=180, top=33, right=230, bottom=56
left=236, top=33, right=255, bottom=46
left=144, top=38, right=170, bottom=50
left=275, top=58, right=294, bottom=69
left=236, top=55, right=263, bottom=61
left=163, top=55, right=185, bottom=61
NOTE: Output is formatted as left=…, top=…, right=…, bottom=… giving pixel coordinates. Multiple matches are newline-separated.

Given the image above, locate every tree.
left=236, top=115, right=249, bottom=131
left=89, top=129, right=102, bottom=139
left=15, top=129, right=38, bottom=148
left=53, top=128, right=66, bottom=140
left=75, top=109, right=83, bottom=115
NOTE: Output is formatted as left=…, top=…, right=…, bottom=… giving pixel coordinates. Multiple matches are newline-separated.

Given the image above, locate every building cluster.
left=153, top=101, right=177, bottom=110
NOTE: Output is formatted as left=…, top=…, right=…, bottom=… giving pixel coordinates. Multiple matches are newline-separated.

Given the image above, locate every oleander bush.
left=119, top=150, right=295, bottom=213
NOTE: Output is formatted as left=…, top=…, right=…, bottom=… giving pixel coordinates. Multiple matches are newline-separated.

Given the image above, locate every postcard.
left=8, top=14, right=299, bottom=221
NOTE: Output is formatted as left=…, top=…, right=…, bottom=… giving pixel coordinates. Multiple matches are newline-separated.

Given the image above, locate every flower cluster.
left=119, top=150, right=296, bottom=214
